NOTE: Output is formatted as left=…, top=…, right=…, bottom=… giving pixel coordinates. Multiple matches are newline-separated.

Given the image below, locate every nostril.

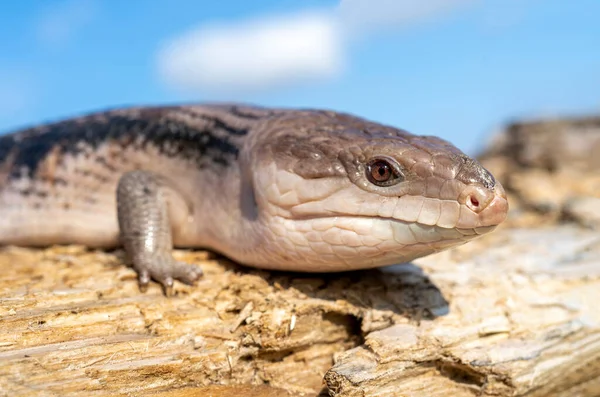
left=468, top=195, right=480, bottom=209
left=459, top=185, right=492, bottom=214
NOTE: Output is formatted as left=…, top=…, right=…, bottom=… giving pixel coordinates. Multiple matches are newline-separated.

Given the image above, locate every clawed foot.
left=133, top=253, right=203, bottom=296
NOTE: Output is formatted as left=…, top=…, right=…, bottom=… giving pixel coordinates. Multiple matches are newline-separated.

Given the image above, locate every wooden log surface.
left=325, top=225, right=600, bottom=396
left=0, top=243, right=442, bottom=396
left=1, top=221, right=599, bottom=396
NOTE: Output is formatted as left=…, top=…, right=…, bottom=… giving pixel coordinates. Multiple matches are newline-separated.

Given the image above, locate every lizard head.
left=244, top=110, right=508, bottom=271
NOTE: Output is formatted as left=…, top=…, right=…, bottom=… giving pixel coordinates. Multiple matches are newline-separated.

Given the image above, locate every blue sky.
left=0, top=0, right=598, bottom=154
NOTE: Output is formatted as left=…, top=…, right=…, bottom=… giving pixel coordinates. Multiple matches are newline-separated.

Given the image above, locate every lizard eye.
left=366, top=157, right=403, bottom=186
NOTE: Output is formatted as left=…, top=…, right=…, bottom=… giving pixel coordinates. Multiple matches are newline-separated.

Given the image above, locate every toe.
left=172, top=261, right=203, bottom=285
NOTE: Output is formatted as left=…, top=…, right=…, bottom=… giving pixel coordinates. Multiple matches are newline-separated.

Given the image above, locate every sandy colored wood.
left=1, top=223, right=599, bottom=396
left=325, top=225, right=600, bottom=396
left=151, top=385, right=304, bottom=396
left=0, top=243, right=442, bottom=396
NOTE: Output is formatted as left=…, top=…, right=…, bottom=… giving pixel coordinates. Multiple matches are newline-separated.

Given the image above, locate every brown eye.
left=366, top=158, right=402, bottom=186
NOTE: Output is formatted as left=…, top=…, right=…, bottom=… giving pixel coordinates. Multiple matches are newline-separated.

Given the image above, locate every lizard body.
left=0, top=104, right=508, bottom=292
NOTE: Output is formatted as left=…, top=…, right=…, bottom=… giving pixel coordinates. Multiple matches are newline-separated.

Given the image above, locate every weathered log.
left=1, top=222, right=599, bottom=396
left=0, top=244, right=440, bottom=396
left=325, top=226, right=600, bottom=396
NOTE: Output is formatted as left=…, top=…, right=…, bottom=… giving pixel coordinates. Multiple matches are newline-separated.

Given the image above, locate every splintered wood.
left=326, top=226, right=600, bottom=396
left=0, top=244, right=434, bottom=396
left=1, top=223, right=599, bottom=396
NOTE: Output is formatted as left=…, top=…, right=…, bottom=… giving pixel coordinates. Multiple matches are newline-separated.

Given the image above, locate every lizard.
left=0, top=104, right=508, bottom=295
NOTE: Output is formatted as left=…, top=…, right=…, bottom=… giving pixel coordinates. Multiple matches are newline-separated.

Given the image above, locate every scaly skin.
left=0, top=104, right=508, bottom=294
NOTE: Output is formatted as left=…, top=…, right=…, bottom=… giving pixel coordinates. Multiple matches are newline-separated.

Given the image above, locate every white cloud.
left=157, top=12, right=343, bottom=94
left=338, top=0, right=477, bottom=36
left=35, top=0, right=97, bottom=48
left=157, top=1, right=476, bottom=94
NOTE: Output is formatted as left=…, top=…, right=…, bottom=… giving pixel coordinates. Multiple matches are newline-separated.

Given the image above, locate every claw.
left=138, top=270, right=151, bottom=293
left=163, top=284, right=174, bottom=297
left=161, top=276, right=174, bottom=296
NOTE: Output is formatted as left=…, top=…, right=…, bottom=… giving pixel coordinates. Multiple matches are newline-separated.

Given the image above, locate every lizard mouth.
left=274, top=214, right=495, bottom=249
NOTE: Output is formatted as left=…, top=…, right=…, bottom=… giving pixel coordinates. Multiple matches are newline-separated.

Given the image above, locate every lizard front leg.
left=116, top=170, right=203, bottom=295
